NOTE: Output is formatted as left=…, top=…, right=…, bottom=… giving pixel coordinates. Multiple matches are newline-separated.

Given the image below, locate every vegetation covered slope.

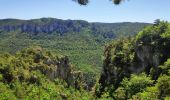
left=0, top=18, right=149, bottom=73
left=0, top=20, right=169, bottom=100
left=0, top=47, right=95, bottom=99
left=96, top=21, right=170, bottom=99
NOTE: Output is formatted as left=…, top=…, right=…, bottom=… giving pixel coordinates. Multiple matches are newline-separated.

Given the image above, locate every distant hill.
left=0, top=18, right=150, bottom=73
left=0, top=18, right=150, bottom=39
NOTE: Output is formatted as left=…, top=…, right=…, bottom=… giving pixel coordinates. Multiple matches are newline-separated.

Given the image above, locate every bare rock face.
left=43, top=56, right=83, bottom=89
left=47, top=56, right=72, bottom=81
left=0, top=18, right=89, bottom=35
left=135, top=45, right=160, bottom=78
left=134, top=36, right=170, bottom=79
left=20, top=47, right=84, bottom=89
left=97, top=37, right=170, bottom=96
left=46, top=56, right=93, bottom=90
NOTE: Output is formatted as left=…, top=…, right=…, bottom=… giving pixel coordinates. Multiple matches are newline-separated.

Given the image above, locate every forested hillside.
left=0, top=18, right=149, bottom=73
left=0, top=20, right=169, bottom=100
left=96, top=21, right=170, bottom=99
left=0, top=0, right=170, bottom=99
left=0, top=47, right=94, bottom=99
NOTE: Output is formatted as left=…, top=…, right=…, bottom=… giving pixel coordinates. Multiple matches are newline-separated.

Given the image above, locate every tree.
left=157, top=75, right=170, bottom=98
left=73, top=0, right=123, bottom=5
left=114, top=87, right=126, bottom=100
left=132, top=86, right=159, bottom=100
left=160, top=59, right=170, bottom=76
left=154, top=19, right=161, bottom=26
left=121, top=73, right=153, bottom=98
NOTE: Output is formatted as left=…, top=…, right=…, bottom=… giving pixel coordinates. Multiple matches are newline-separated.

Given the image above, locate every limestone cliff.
left=97, top=21, right=170, bottom=96
left=44, top=56, right=83, bottom=89
left=33, top=48, right=85, bottom=89
left=3, top=47, right=85, bottom=89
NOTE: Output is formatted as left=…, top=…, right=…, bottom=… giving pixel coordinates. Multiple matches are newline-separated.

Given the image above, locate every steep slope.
left=0, top=47, right=94, bottom=99
left=97, top=21, right=170, bottom=99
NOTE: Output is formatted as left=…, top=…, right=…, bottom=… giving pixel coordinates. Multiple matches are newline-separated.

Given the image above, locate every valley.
left=0, top=19, right=169, bottom=100
left=0, top=18, right=149, bottom=74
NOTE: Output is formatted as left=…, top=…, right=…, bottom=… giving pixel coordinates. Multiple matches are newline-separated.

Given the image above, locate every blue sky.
left=0, top=0, right=170, bottom=23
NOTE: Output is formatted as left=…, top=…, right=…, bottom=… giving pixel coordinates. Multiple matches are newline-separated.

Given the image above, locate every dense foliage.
left=0, top=47, right=94, bottom=99
left=0, top=19, right=169, bottom=99
left=0, top=18, right=148, bottom=76
left=97, top=21, right=170, bottom=99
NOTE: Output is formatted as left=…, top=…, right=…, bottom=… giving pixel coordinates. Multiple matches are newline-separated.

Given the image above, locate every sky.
left=0, top=0, right=170, bottom=23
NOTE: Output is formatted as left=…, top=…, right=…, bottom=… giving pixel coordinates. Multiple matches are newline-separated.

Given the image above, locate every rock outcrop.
left=0, top=18, right=149, bottom=39
left=97, top=21, right=170, bottom=96
left=0, top=18, right=89, bottom=35
left=44, top=56, right=83, bottom=89
left=6, top=47, right=85, bottom=89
